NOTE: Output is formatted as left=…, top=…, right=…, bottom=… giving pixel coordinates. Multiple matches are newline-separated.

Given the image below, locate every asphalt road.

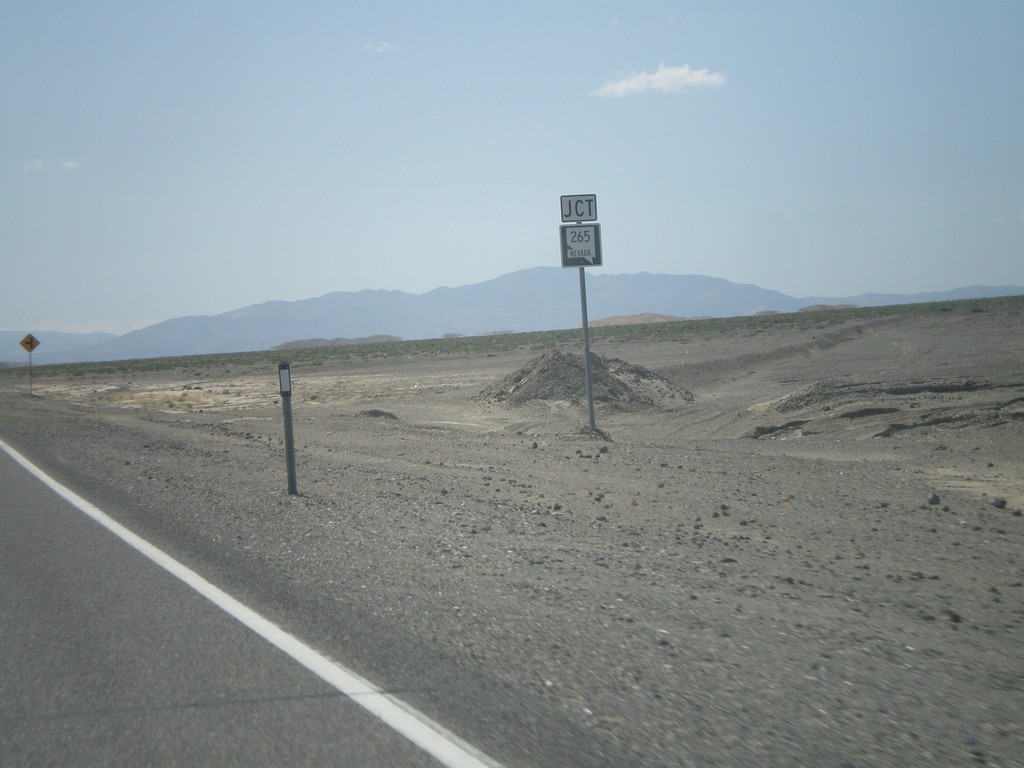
left=0, top=442, right=498, bottom=767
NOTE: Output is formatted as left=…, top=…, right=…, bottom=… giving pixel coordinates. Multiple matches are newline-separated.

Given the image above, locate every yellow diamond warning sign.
left=20, top=333, right=40, bottom=353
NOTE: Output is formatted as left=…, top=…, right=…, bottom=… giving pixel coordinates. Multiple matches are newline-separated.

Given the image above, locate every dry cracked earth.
left=2, top=298, right=1022, bottom=767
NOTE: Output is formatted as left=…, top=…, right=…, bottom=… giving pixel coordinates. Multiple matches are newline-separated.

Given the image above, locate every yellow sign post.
left=19, top=334, right=40, bottom=394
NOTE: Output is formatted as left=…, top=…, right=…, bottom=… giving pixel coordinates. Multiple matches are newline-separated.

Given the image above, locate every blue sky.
left=3, top=1, right=1022, bottom=335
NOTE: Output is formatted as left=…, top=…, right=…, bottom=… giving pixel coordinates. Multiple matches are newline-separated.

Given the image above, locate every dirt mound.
left=480, top=349, right=693, bottom=410
left=589, top=313, right=682, bottom=327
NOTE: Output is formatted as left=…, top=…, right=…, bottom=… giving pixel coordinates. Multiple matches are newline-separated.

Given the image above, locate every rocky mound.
left=480, top=349, right=693, bottom=410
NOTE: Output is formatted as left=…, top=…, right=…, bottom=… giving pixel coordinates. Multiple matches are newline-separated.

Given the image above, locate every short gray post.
left=278, top=362, right=298, bottom=496
left=578, top=267, right=596, bottom=430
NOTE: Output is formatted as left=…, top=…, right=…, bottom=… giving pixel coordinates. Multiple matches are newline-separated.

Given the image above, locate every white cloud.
left=23, top=159, right=79, bottom=172
left=592, top=64, right=726, bottom=97
left=365, top=42, right=400, bottom=54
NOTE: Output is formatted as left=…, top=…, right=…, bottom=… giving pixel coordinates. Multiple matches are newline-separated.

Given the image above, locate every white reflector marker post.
left=278, top=361, right=298, bottom=496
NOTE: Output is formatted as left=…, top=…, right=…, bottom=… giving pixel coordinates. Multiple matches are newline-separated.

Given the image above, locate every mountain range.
left=4, top=268, right=1021, bottom=365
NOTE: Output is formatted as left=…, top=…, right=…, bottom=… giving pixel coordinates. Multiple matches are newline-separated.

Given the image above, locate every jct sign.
left=560, top=194, right=597, bottom=222
left=559, top=193, right=602, bottom=268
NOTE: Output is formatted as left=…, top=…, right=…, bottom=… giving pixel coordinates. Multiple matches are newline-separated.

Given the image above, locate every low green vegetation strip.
left=3, top=295, right=1020, bottom=381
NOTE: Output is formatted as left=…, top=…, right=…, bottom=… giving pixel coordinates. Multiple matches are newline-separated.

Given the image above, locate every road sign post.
left=577, top=267, right=596, bottom=430
left=559, top=195, right=602, bottom=430
left=20, top=334, right=40, bottom=395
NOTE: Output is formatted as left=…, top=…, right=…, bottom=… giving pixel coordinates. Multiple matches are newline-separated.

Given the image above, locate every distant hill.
left=4, top=268, right=1021, bottom=364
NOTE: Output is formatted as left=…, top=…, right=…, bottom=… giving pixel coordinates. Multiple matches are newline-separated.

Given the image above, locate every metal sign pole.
left=20, top=334, right=40, bottom=395
left=278, top=362, right=298, bottom=496
left=559, top=194, right=601, bottom=430
left=578, top=266, right=596, bottom=430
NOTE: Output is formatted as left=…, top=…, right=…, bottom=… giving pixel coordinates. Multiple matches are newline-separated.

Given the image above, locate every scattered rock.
left=358, top=409, right=398, bottom=419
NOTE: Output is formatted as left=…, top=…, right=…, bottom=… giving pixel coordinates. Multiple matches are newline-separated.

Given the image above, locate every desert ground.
left=1, top=298, right=1022, bottom=767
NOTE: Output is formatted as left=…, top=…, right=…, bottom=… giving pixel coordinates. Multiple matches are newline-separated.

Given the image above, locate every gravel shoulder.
left=2, top=300, right=1022, bottom=767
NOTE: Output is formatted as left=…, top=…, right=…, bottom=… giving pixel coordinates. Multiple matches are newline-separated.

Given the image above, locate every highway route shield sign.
left=20, top=334, right=40, bottom=353
left=560, top=224, right=603, bottom=267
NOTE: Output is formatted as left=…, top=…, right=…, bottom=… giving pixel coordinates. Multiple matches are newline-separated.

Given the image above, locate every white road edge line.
left=0, top=438, right=504, bottom=768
